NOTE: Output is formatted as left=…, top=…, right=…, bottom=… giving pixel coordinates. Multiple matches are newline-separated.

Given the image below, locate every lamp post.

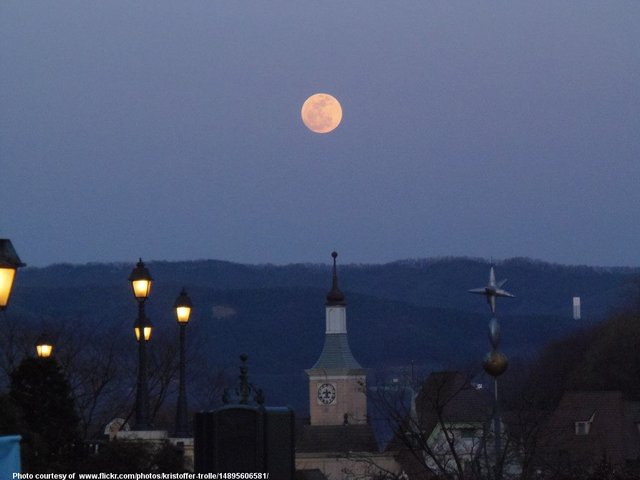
left=35, top=334, right=54, bottom=358
left=173, top=287, right=192, bottom=437
left=129, top=258, right=153, bottom=430
left=0, top=239, right=25, bottom=311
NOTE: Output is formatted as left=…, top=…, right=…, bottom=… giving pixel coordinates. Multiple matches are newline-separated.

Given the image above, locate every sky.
left=2, top=1, right=639, bottom=268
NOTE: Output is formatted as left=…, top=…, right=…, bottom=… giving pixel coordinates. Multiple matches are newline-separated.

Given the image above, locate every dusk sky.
left=2, top=1, right=639, bottom=267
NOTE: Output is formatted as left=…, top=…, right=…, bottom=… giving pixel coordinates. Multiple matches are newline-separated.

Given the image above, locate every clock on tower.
left=317, top=383, right=337, bottom=405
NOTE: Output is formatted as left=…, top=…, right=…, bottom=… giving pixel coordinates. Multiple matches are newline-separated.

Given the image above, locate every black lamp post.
left=0, top=239, right=25, bottom=311
left=35, top=334, right=54, bottom=358
left=129, top=258, right=153, bottom=430
left=173, top=287, right=192, bottom=437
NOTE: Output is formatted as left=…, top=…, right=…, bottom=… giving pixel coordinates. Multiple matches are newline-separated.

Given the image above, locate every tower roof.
left=326, top=251, right=346, bottom=306
left=309, top=333, right=362, bottom=371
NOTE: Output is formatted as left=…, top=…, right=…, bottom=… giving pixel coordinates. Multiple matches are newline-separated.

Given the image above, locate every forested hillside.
left=2, top=256, right=637, bottom=423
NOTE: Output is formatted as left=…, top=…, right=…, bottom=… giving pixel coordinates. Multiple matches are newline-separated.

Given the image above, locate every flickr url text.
left=13, top=473, right=270, bottom=480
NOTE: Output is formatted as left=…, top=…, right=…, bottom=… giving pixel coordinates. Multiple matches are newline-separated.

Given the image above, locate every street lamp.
left=0, top=239, right=25, bottom=311
left=35, top=334, right=54, bottom=358
left=129, top=258, right=152, bottom=301
left=128, top=258, right=153, bottom=430
left=175, top=288, right=192, bottom=324
left=173, top=288, right=192, bottom=437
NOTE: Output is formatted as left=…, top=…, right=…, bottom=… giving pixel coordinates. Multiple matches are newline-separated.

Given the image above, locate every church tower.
left=296, top=253, right=400, bottom=480
left=305, top=252, right=367, bottom=426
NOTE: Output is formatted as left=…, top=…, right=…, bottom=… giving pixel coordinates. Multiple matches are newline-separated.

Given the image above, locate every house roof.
left=415, top=371, right=493, bottom=433
left=541, top=391, right=640, bottom=467
left=383, top=372, right=493, bottom=477
left=385, top=371, right=492, bottom=454
left=296, top=424, right=379, bottom=454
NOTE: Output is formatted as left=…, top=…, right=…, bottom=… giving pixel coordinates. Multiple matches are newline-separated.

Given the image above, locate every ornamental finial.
left=326, top=251, right=345, bottom=306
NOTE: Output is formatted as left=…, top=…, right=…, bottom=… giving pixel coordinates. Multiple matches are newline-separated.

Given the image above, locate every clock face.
left=317, top=383, right=337, bottom=405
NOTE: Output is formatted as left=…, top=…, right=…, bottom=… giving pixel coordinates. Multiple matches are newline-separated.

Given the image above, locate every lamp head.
left=128, top=258, right=152, bottom=301
left=134, top=314, right=153, bottom=342
left=0, top=239, right=25, bottom=311
left=174, top=288, right=193, bottom=324
left=35, top=334, right=54, bottom=358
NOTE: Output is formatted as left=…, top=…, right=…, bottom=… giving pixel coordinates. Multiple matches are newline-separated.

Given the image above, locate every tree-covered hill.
left=12, top=256, right=637, bottom=317
left=4, top=256, right=638, bottom=414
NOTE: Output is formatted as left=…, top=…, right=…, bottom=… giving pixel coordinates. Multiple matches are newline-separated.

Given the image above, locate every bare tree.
left=368, top=370, right=550, bottom=480
left=0, top=311, right=36, bottom=381
left=0, top=311, right=231, bottom=441
left=65, top=328, right=129, bottom=439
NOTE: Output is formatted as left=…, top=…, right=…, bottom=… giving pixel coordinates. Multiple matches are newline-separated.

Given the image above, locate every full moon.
left=301, top=93, right=343, bottom=134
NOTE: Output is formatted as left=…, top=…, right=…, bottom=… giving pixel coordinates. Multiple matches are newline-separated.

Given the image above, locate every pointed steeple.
left=310, top=251, right=360, bottom=370
left=306, top=252, right=367, bottom=427
left=326, top=251, right=346, bottom=306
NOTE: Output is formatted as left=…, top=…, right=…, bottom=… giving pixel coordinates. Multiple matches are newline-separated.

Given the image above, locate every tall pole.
left=483, top=318, right=508, bottom=480
left=173, top=287, right=192, bottom=437
left=470, top=266, right=513, bottom=480
left=129, top=258, right=153, bottom=431
left=135, top=301, right=151, bottom=430
left=174, top=322, right=189, bottom=436
left=494, top=377, right=502, bottom=480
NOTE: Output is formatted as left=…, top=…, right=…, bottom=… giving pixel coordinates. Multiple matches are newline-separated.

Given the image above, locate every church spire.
left=326, top=251, right=346, bottom=306
left=312, top=251, right=359, bottom=361
left=306, top=252, right=367, bottom=427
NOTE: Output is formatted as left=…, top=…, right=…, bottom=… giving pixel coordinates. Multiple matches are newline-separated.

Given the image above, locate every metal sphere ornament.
left=483, top=350, right=509, bottom=377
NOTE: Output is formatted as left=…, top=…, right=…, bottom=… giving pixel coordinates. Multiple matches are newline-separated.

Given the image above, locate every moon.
left=301, top=93, right=343, bottom=134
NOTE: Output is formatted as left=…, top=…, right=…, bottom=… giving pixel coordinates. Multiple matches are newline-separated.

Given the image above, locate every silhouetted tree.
left=527, top=308, right=640, bottom=402
left=10, top=356, right=80, bottom=472
left=0, top=393, right=19, bottom=434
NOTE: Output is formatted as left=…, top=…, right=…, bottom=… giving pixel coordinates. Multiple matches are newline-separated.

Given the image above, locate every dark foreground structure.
left=194, top=405, right=295, bottom=477
left=194, top=355, right=295, bottom=478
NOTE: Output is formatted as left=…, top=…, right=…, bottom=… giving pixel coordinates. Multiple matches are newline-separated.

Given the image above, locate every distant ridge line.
left=22, top=255, right=640, bottom=273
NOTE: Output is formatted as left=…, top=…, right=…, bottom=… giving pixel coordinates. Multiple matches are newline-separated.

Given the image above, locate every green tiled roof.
left=309, top=333, right=362, bottom=371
